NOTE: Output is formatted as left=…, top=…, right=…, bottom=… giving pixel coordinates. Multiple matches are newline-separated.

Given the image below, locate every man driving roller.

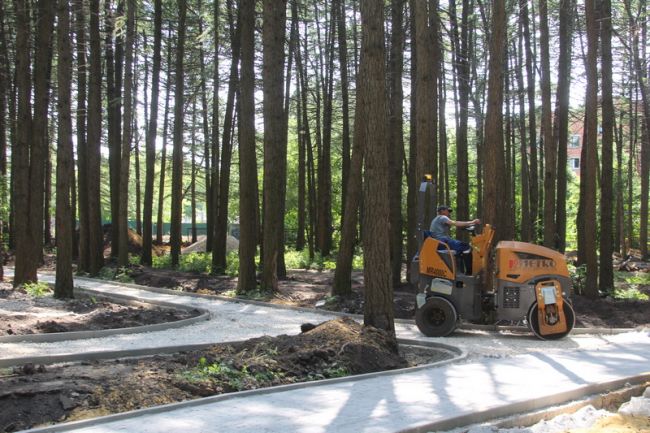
left=429, top=205, right=480, bottom=273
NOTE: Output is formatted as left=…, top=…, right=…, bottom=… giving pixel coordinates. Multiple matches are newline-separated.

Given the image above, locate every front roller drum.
left=415, top=296, right=458, bottom=337
left=527, top=299, right=576, bottom=340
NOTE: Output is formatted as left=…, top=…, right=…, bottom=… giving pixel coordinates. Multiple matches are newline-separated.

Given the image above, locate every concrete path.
left=3, top=274, right=650, bottom=433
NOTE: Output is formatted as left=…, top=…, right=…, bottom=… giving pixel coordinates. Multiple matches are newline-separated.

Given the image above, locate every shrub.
left=22, top=282, right=52, bottom=297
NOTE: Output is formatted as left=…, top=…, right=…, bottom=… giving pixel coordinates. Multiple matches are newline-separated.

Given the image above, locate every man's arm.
left=449, top=218, right=480, bottom=228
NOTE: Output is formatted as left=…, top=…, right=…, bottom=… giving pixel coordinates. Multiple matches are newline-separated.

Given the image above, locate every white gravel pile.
left=181, top=235, right=239, bottom=254
left=442, top=387, right=650, bottom=433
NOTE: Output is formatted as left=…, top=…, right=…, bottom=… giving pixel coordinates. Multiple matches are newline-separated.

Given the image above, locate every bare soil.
left=0, top=317, right=451, bottom=432
left=0, top=286, right=200, bottom=336
left=128, top=265, right=650, bottom=329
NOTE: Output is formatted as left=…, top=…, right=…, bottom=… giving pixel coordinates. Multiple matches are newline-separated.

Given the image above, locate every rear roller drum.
left=415, top=296, right=458, bottom=337
left=528, top=299, right=575, bottom=340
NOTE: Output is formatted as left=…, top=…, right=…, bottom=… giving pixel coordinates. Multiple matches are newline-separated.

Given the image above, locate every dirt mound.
left=102, top=225, right=165, bottom=256
left=0, top=318, right=448, bottom=432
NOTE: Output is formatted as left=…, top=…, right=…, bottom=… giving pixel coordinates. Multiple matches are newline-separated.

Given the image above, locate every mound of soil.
left=0, top=318, right=452, bottom=432
left=0, top=286, right=200, bottom=336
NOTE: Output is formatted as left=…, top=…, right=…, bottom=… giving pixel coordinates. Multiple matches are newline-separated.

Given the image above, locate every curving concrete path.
left=2, top=273, right=650, bottom=433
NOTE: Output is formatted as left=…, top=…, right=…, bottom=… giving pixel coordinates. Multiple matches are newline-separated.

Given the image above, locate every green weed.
left=22, top=282, right=52, bottom=297
left=611, top=287, right=649, bottom=301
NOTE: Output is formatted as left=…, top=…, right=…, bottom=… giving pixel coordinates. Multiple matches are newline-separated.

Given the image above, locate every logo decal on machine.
left=508, top=259, right=556, bottom=270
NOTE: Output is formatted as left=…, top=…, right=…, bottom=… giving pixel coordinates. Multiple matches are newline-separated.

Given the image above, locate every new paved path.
left=4, top=275, right=650, bottom=433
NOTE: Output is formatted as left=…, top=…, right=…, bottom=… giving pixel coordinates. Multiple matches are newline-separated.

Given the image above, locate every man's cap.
left=437, top=205, right=453, bottom=213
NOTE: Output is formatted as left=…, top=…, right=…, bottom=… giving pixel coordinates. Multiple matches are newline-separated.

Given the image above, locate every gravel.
left=2, top=274, right=648, bottom=365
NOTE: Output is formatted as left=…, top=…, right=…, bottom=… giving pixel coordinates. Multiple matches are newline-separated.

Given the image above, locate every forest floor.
left=0, top=282, right=451, bottom=432
left=128, top=259, right=650, bottom=329
left=0, top=252, right=649, bottom=432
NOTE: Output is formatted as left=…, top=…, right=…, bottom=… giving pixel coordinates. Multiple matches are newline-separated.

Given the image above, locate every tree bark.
left=482, top=0, right=507, bottom=289
left=55, top=0, right=74, bottom=298
left=599, top=0, right=614, bottom=291
left=107, top=0, right=123, bottom=258
left=582, top=0, right=599, bottom=297
left=261, top=0, right=287, bottom=291
left=142, top=0, right=162, bottom=266
left=521, top=0, right=537, bottom=242
left=118, top=0, right=136, bottom=267
left=212, top=0, right=240, bottom=274
left=170, top=0, right=187, bottom=267
left=74, top=0, right=89, bottom=273
left=539, top=0, right=556, bottom=247
left=554, top=0, right=573, bottom=253
left=237, top=0, right=258, bottom=293
left=87, top=0, right=104, bottom=274
left=359, top=0, right=394, bottom=335
left=388, top=0, right=405, bottom=286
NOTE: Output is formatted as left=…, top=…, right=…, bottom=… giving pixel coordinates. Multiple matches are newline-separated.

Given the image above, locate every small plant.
left=22, top=282, right=51, bottom=297
left=96, top=266, right=134, bottom=283
left=611, top=287, right=649, bottom=301
left=179, top=252, right=212, bottom=273
left=152, top=254, right=172, bottom=269
left=569, top=264, right=587, bottom=295
left=225, top=250, right=240, bottom=277
left=114, top=267, right=134, bottom=283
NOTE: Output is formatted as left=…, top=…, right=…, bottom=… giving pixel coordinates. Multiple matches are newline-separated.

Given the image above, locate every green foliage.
left=611, top=271, right=650, bottom=301
left=225, top=250, right=240, bottom=277
left=611, top=287, right=649, bottom=301
left=152, top=252, right=212, bottom=273
left=152, top=254, right=172, bottom=269
left=97, top=266, right=134, bottom=283
left=307, top=364, right=348, bottom=380
left=569, top=263, right=587, bottom=295
left=178, top=253, right=212, bottom=273
left=179, top=356, right=285, bottom=391
left=22, top=282, right=52, bottom=297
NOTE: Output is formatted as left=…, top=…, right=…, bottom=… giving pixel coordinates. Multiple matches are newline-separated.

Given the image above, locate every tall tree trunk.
left=582, top=0, right=599, bottom=297
left=190, top=101, right=197, bottom=244
left=316, top=2, right=334, bottom=257
left=212, top=0, right=240, bottom=274
left=554, top=0, right=573, bottom=252
left=599, top=0, right=614, bottom=291
left=237, top=0, right=258, bottom=293
left=142, top=0, right=162, bottom=266
left=624, top=0, right=650, bottom=259
left=74, top=0, right=89, bottom=273
left=14, top=0, right=54, bottom=286
left=539, top=0, right=556, bottom=247
left=118, top=0, right=135, bottom=267
left=359, top=0, right=394, bottom=335
left=521, top=0, right=537, bottom=242
left=516, top=17, right=531, bottom=241
left=107, top=0, right=123, bottom=258
left=170, top=0, right=187, bottom=267
left=483, top=0, right=507, bottom=290
left=406, top=0, right=418, bottom=283
left=209, top=0, right=221, bottom=257
left=87, top=0, right=104, bottom=274
left=156, top=33, right=173, bottom=245
left=55, top=0, right=74, bottom=298
left=261, top=0, right=287, bottom=291
left=337, top=0, right=351, bottom=209
left=414, top=0, right=435, bottom=226
left=12, top=0, right=33, bottom=286
left=0, top=0, right=8, bottom=279
left=450, top=0, right=472, bottom=231
left=388, top=0, right=405, bottom=286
